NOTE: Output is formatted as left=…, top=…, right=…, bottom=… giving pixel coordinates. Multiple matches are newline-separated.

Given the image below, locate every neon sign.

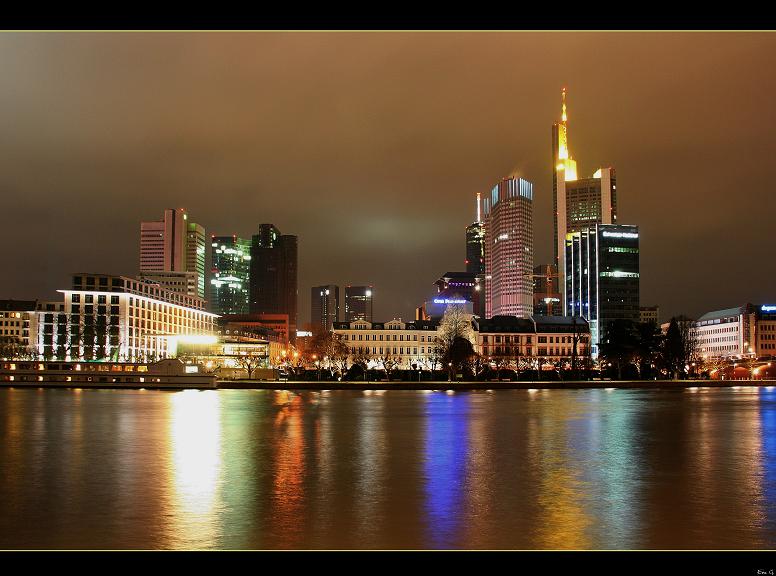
left=433, top=299, right=468, bottom=305
left=762, top=305, right=776, bottom=313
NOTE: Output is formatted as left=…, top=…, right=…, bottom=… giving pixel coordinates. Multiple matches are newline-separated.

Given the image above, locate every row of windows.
left=349, top=346, right=439, bottom=356
left=343, top=333, right=437, bottom=342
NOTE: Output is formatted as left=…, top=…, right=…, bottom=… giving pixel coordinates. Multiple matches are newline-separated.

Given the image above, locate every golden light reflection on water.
left=165, top=390, right=224, bottom=549
left=270, top=392, right=306, bottom=548
left=527, top=396, right=592, bottom=550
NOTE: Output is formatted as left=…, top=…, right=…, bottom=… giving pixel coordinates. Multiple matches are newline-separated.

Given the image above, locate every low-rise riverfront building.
left=333, top=319, right=441, bottom=370
left=694, top=303, right=776, bottom=360
left=53, top=274, right=218, bottom=362
left=475, top=315, right=590, bottom=368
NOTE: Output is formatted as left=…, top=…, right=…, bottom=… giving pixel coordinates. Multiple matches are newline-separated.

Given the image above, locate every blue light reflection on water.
left=423, top=392, right=470, bottom=549
left=758, top=387, right=776, bottom=534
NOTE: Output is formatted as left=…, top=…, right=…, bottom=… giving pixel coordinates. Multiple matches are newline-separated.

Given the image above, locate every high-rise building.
left=311, top=285, right=339, bottom=334
left=552, top=89, right=617, bottom=311
left=565, top=224, right=640, bottom=356
left=210, top=235, right=251, bottom=315
left=187, top=222, right=206, bottom=299
left=249, top=224, right=298, bottom=343
left=533, top=264, right=561, bottom=316
left=465, top=193, right=486, bottom=275
left=140, top=208, right=205, bottom=299
left=483, top=176, right=534, bottom=319
left=345, top=286, right=373, bottom=322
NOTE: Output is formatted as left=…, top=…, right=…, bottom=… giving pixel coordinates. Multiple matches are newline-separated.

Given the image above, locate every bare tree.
left=376, top=354, right=400, bottom=381
left=236, top=350, right=264, bottom=379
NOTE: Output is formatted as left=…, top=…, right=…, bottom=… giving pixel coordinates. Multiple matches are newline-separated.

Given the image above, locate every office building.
left=187, top=222, right=206, bottom=299
left=249, top=224, right=298, bottom=342
left=420, top=272, right=484, bottom=320
left=311, top=285, right=339, bottom=334
left=553, top=89, right=617, bottom=307
left=345, top=285, right=374, bottom=322
left=210, top=235, right=251, bottom=316
left=640, top=305, right=660, bottom=325
left=221, top=313, right=291, bottom=347
left=565, top=224, right=640, bottom=356
left=50, top=274, right=217, bottom=362
left=693, top=303, right=776, bottom=360
left=465, top=193, right=486, bottom=275
left=140, top=208, right=206, bottom=299
left=533, top=264, right=561, bottom=316
left=483, top=176, right=534, bottom=319
left=138, top=271, right=199, bottom=298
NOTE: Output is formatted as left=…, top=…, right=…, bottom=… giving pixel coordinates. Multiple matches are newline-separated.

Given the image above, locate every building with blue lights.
left=565, top=223, right=640, bottom=356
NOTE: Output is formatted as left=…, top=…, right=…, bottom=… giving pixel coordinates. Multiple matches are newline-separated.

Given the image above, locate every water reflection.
left=423, top=393, right=470, bottom=548
left=166, top=390, right=223, bottom=549
left=0, top=388, right=776, bottom=549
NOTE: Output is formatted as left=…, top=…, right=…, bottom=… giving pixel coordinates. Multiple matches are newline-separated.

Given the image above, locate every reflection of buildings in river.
left=166, top=390, right=224, bottom=549
left=460, top=393, right=496, bottom=547
left=758, top=388, right=776, bottom=540
left=525, top=391, right=592, bottom=549
left=576, top=390, right=641, bottom=548
left=423, top=393, right=470, bottom=549
left=353, top=393, right=387, bottom=541
left=269, top=391, right=306, bottom=548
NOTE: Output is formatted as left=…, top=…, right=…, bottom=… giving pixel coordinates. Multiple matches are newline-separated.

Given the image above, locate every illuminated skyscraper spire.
left=556, top=87, right=577, bottom=181
left=476, top=192, right=481, bottom=223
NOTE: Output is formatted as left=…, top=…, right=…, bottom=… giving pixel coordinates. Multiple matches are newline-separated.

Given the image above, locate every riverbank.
left=216, top=379, right=776, bottom=391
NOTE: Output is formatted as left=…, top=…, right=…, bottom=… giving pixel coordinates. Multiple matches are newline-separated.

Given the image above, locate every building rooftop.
left=696, top=305, right=750, bottom=323
left=0, top=300, right=37, bottom=312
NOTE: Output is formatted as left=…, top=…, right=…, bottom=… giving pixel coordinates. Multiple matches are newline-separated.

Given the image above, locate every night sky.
left=2, top=32, right=775, bottom=325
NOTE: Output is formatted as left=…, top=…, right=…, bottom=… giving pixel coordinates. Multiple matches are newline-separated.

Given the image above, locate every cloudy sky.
left=1, top=31, right=775, bottom=324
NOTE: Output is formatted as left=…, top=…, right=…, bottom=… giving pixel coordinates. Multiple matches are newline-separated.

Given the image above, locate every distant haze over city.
left=2, top=32, right=775, bottom=322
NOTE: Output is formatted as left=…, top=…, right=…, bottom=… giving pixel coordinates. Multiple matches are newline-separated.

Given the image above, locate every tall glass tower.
left=210, top=235, right=251, bottom=315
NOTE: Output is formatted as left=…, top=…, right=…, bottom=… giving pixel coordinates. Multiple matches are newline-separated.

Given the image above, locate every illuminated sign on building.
left=602, top=231, right=639, bottom=239
left=762, top=305, right=776, bottom=313
left=433, top=299, right=468, bottom=305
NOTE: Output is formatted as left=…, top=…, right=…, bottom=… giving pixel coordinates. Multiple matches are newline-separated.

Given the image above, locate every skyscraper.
left=140, top=208, right=187, bottom=273
left=187, top=222, right=206, bottom=299
left=465, top=193, right=485, bottom=275
left=210, top=235, right=251, bottom=315
left=552, top=88, right=617, bottom=313
left=565, top=224, right=640, bottom=356
left=345, top=286, right=373, bottom=322
left=249, top=224, right=298, bottom=343
left=311, top=285, right=339, bottom=334
left=140, top=208, right=206, bottom=299
left=483, top=176, right=534, bottom=319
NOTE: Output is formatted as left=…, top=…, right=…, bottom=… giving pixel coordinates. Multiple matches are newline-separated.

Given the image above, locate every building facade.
left=311, top=285, right=339, bottom=334
left=52, top=274, right=218, bottom=362
left=552, top=89, right=618, bottom=308
left=640, top=305, right=660, bottom=325
left=187, top=222, right=206, bottom=299
left=137, top=271, right=199, bottom=298
left=565, top=224, right=640, bottom=356
left=140, top=208, right=205, bottom=299
left=332, top=319, right=440, bottom=370
left=210, top=235, right=251, bottom=316
left=0, top=300, right=38, bottom=355
left=475, top=315, right=590, bottom=367
left=249, top=224, right=298, bottom=343
left=345, top=285, right=374, bottom=322
left=483, top=176, right=534, bottom=319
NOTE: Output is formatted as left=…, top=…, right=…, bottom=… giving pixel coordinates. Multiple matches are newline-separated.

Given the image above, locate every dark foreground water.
left=1, top=386, right=775, bottom=550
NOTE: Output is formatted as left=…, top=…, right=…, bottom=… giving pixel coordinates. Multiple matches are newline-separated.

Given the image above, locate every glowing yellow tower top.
left=556, top=87, right=577, bottom=181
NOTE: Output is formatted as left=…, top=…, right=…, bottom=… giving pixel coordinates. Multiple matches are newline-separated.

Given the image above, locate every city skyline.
left=2, top=33, right=775, bottom=324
